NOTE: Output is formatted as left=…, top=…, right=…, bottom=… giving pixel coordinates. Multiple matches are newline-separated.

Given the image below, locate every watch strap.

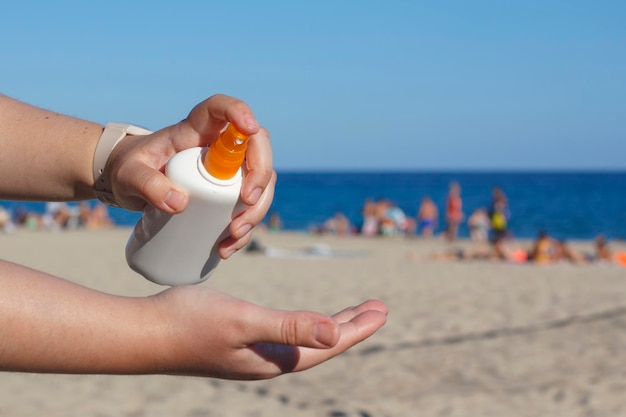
left=93, top=122, right=153, bottom=207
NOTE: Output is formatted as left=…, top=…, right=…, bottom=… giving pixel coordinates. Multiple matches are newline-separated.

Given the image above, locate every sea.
left=1, top=172, right=625, bottom=241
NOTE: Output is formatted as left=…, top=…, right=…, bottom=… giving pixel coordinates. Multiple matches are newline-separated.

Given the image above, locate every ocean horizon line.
left=274, top=168, right=626, bottom=175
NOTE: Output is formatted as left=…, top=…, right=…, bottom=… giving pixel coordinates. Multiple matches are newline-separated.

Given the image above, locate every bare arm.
left=0, top=259, right=166, bottom=373
left=0, top=94, right=102, bottom=201
left=0, top=259, right=387, bottom=378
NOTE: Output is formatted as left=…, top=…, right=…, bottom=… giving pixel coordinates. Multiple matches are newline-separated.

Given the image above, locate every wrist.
left=100, top=296, right=177, bottom=374
left=93, top=123, right=153, bottom=207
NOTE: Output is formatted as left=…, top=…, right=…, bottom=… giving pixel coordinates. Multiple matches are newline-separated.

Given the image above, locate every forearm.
left=0, top=260, right=170, bottom=374
left=0, top=94, right=101, bottom=201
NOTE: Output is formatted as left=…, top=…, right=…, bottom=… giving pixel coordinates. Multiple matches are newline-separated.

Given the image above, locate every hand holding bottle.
left=107, top=94, right=275, bottom=259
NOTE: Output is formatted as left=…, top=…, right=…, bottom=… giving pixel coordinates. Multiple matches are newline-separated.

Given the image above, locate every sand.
left=1, top=228, right=625, bottom=417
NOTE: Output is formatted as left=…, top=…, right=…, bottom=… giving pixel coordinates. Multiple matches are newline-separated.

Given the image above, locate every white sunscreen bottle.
left=125, top=123, right=249, bottom=286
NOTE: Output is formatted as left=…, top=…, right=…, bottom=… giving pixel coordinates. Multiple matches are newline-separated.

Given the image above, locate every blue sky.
left=1, top=1, right=625, bottom=171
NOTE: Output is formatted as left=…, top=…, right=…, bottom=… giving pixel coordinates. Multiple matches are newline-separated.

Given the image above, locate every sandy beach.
left=1, top=227, right=625, bottom=417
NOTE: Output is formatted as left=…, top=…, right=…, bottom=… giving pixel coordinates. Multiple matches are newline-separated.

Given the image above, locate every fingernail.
left=222, top=247, right=236, bottom=259
left=235, top=223, right=252, bottom=238
left=244, top=114, right=259, bottom=131
left=248, top=187, right=262, bottom=205
left=314, top=322, right=338, bottom=348
left=164, top=189, right=186, bottom=211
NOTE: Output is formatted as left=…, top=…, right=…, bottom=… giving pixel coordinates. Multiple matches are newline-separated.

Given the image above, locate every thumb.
left=245, top=309, right=340, bottom=349
left=120, top=162, right=188, bottom=213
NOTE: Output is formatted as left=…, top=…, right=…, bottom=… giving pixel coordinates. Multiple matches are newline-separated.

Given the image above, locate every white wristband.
left=93, top=122, right=153, bottom=207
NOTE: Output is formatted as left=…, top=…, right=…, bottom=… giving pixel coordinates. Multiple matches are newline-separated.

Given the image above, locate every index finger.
left=182, top=94, right=260, bottom=149
left=294, top=308, right=388, bottom=372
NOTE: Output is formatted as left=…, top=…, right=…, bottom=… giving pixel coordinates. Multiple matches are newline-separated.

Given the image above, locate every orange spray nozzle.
left=203, top=123, right=249, bottom=180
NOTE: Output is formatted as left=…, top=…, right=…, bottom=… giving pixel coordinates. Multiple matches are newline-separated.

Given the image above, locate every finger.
left=292, top=308, right=388, bottom=372
left=240, top=127, right=274, bottom=206
left=331, top=299, right=389, bottom=324
left=117, top=160, right=189, bottom=214
left=228, top=174, right=276, bottom=241
left=183, top=94, right=259, bottom=148
left=218, top=228, right=254, bottom=259
left=217, top=170, right=275, bottom=258
left=241, top=307, right=340, bottom=349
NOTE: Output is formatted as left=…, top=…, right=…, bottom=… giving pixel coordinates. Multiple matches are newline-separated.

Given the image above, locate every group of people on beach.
left=0, top=201, right=113, bottom=233
left=429, top=231, right=623, bottom=266
left=294, top=181, right=625, bottom=267
left=414, top=182, right=512, bottom=243
left=307, top=182, right=512, bottom=243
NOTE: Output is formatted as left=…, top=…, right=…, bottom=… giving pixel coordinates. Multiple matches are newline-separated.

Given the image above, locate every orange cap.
left=203, top=123, right=249, bottom=180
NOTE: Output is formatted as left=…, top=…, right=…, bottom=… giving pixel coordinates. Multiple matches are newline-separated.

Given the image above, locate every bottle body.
left=126, top=147, right=247, bottom=286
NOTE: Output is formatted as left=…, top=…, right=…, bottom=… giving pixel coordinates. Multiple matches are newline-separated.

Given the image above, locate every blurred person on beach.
left=374, top=198, right=393, bottom=235
left=416, top=196, right=438, bottom=238
left=427, top=245, right=493, bottom=262
left=322, top=211, right=353, bottom=236
left=444, top=181, right=463, bottom=242
left=0, top=93, right=387, bottom=379
left=552, top=239, right=586, bottom=264
left=527, top=230, right=554, bottom=264
left=377, top=200, right=395, bottom=236
left=488, top=186, right=510, bottom=242
left=42, top=201, right=74, bottom=230
left=593, top=234, right=612, bottom=262
left=267, top=211, right=283, bottom=233
left=528, top=230, right=586, bottom=265
left=78, top=202, right=94, bottom=227
left=467, top=207, right=490, bottom=244
left=383, top=201, right=414, bottom=236
left=15, top=206, right=43, bottom=230
left=78, top=202, right=114, bottom=230
left=360, top=198, right=379, bottom=237
left=591, top=235, right=626, bottom=267
left=425, top=235, right=526, bottom=263
left=0, top=205, right=15, bottom=233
